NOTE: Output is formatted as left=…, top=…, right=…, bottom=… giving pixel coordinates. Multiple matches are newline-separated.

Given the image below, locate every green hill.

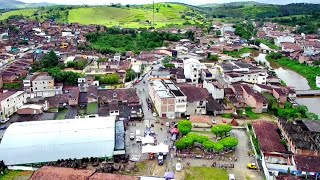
left=68, top=4, right=202, bottom=28
left=0, top=3, right=204, bottom=28
left=0, top=9, right=36, bottom=20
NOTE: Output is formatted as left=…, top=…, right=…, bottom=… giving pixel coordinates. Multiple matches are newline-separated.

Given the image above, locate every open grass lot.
left=0, top=170, right=33, bottom=180
left=68, top=4, right=197, bottom=28
left=55, top=109, right=68, bottom=120
left=0, top=9, right=36, bottom=20
left=86, top=102, right=98, bottom=115
left=185, top=167, right=228, bottom=180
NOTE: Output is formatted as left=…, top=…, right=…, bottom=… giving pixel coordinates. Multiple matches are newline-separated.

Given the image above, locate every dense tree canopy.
left=96, top=74, right=120, bottom=85
left=211, top=125, right=232, bottom=137
left=177, top=120, right=192, bottom=135
left=86, top=28, right=185, bottom=54
left=220, top=137, right=239, bottom=149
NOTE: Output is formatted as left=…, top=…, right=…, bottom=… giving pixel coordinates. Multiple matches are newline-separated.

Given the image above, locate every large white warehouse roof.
left=0, top=117, right=116, bottom=165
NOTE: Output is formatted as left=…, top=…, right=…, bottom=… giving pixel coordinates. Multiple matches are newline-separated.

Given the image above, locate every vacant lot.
left=185, top=167, right=228, bottom=180
left=0, top=170, right=33, bottom=180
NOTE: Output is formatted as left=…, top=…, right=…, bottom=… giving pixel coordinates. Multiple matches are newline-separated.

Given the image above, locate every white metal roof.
left=0, top=117, right=116, bottom=165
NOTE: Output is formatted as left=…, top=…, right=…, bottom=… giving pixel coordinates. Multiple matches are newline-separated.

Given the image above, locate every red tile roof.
left=252, top=121, right=287, bottom=153
left=177, top=84, right=209, bottom=102
left=30, top=166, right=139, bottom=180
left=294, top=155, right=320, bottom=172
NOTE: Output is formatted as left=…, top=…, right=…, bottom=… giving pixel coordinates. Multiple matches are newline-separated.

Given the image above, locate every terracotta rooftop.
left=30, top=166, right=95, bottom=180
left=252, top=121, right=287, bottom=153
left=177, top=84, right=209, bottom=102
left=30, top=166, right=139, bottom=180
left=294, top=155, right=320, bottom=172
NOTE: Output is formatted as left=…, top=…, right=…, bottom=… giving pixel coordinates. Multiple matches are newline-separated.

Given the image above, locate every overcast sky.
left=20, top=0, right=320, bottom=5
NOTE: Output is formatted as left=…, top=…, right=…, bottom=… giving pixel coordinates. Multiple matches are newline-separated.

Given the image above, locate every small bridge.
left=296, top=90, right=320, bottom=96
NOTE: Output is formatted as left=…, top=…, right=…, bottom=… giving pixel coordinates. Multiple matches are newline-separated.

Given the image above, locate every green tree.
left=175, top=138, right=187, bottom=150
left=125, top=69, right=136, bottom=82
left=42, top=50, right=59, bottom=68
left=177, top=120, right=192, bottom=135
left=203, top=140, right=216, bottom=151
left=211, top=124, right=232, bottom=137
left=186, top=133, right=209, bottom=144
left=213, top=142, right=224, bottom=152
left=220, top=137, right=239, bottom=149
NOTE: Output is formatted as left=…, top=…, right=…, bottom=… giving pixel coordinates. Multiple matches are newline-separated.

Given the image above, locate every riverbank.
left=266, top=54, right=320, bottom=90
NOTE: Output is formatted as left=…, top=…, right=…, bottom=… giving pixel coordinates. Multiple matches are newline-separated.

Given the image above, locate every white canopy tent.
left=141, top=143, right=169, bottom=153
left=141, top=135, right=154, bottom=145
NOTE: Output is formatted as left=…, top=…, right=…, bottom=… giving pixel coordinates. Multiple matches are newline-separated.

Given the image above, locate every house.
left=23, top=73, right=56, bottom=98
left=17, top=104, right=44, bottom=115
left=64, top=86, right=80, bottom=106
left=189, top=115, right=213, bottom=128
left=278, top=119, right=320, bottom=157
left=272, top=88, right=288, bottom=104
left=275, top=36, right=295, bottom=46
left=241, top=84, right=268, bottom=113
left=201, top=69, right=213, bottom=82
left=203, top=80, right=224, bottom=100
left=178, top=84, right=209, bottom=116
left=252, top=121, right=293, bottom=180
left=169, top=68, right=186, bottom=83
left=149, top=69, right=171, bottom=80
left=0, top=90, right=26, bottom=120
left=206, top=97, right=224, bottom=116
left=183, top=58, right=205, bottom=84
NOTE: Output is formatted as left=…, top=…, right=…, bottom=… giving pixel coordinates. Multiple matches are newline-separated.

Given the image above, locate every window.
left=49, top=81, right=51, bottom=83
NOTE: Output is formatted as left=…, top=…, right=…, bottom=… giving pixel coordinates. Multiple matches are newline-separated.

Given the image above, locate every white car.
left=129, top=132, right=134, bottom=140
left=211, top=119, right=216, bottom=124
left=175, top=162, right=182, bottom=171
left=0, top=118, right=9, bottom=124
left=153, top=112, right=157, bottom=117
left=136, top=136, right=142, bottom=142
left=228, top=174, right=235, bottom=180
left=166, top=122, right=170, bottom=127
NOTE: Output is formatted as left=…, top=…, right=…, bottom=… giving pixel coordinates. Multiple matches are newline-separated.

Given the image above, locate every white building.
left=203, top=80, right=224, bottom=100
left=23, top=73, right=59, bottom=98
left=0, top=90, right=26, bottom=120
left=274, top=36, right=295, bottom=46
left=149, top=80, right=187, bottom=118
left=183, top=58, right=205, bottom=84
left=224, top=72, right=267, bottom=85
left=0, top=116, right=117, bottom=166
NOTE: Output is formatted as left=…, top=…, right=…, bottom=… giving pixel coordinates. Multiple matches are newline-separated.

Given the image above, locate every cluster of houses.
left=251, top=120, right=320, bottom=179
left=257, top=22, right=320, bottom=65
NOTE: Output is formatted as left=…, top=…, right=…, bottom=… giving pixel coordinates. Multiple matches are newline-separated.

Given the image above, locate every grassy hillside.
left=0, top=9, right=36, bottom=20
left=211, top=3, right=320, bottom=19
left=68, top=3, right=201, bottom=28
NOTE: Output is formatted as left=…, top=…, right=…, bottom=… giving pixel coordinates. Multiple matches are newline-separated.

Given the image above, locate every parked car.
left=166, top=122, right=170, bottom=127
left=175, top=162, right=182, bottom=171
left=211, top=119, right=216, bottom=124
left=130, top=132, right=135, bottom=140
left=247, top=163, right=257, bottom=169
left=228, top=174, right=235, bottom=180
left=158, top=154, right=164, bottom=165
left=0, top=125, right=7, bottom=130
left=135, top=136, right=142, bottom=142
left=153, top=112, right=157, bottom=117
left=0, top=118, right=9, bottom=124
left=171, top=134, right=177, bottom=141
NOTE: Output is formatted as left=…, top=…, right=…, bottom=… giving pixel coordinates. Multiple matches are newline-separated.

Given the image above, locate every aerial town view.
left=0, top=0, right=319, bottom=179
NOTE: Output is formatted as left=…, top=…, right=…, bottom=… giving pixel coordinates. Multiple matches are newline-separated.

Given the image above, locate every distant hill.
left=0, top=0, right=52, bottom=9
left=0, top=3, right=205, bottom=28
left=209, top=3, right=320, bottom=19
left=200, top=1, right=265, bottom=8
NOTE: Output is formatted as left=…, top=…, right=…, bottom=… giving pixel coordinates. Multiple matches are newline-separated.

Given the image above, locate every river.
left=254, top=53, right=320, bottom=116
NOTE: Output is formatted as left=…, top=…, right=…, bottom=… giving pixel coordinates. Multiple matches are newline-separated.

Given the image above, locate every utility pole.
left=153, top=1, right=155, bottom=28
